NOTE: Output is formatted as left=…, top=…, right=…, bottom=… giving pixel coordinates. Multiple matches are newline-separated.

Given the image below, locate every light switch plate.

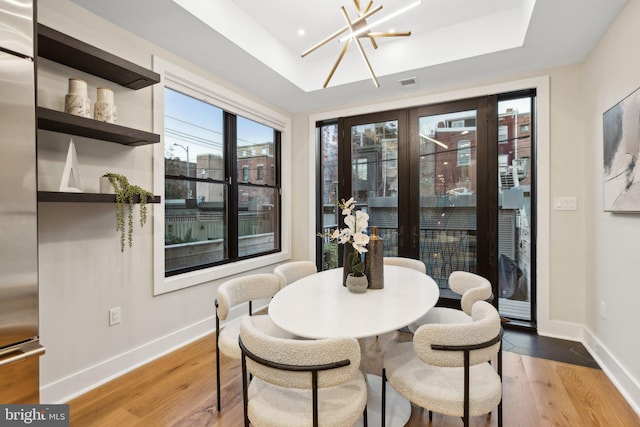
left=553, top=196, right=577, bottom=211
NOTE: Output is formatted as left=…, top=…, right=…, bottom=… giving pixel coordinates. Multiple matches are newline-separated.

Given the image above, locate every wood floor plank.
left=500, top=352, right=543, bottom=427
left=556, top=362, right=640, bottom=427
left=67, top=331, right=640, bottom=426
left=521, top=355, right=583, bottom=426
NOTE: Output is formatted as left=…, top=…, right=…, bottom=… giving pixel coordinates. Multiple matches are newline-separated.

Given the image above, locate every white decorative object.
left=64, top=78, right=91, bottom=118
left=59, top=139, right=83, bottom=192
left=99, top=176, right=115, bottom=194
left=94, top=87, right=117, bottom=123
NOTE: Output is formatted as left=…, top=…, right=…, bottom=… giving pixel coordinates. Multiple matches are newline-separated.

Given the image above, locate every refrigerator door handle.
left=0, top=342, right=45, bottom=367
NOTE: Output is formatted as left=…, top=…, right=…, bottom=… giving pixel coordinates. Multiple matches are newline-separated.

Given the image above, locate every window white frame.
left=152, top=57, right=291, bottom=295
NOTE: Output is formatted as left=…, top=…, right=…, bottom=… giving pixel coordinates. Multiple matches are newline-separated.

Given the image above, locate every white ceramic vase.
left=94, top=87, right=117, bottom=123
left=100, top=176, right=115, bottom=194
left=65, top=78, right=91, bottom=118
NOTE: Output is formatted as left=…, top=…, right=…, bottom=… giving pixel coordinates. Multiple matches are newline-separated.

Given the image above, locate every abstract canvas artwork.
left=603, top=86, right=640, bottom=212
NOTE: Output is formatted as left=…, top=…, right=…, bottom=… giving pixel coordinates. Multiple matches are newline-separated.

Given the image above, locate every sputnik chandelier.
left=301, top=0, right=420, bottom=88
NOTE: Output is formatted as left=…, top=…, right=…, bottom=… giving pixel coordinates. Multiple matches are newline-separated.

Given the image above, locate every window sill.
left=154, top=251, right=290, bottom=295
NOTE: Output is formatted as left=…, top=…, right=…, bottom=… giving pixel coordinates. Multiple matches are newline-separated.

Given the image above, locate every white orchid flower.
left=329, top=229, right=340, bottom=240
left=343, top=213, right=356, bottom=230
left=354, top=210, right=369, bottom=232
left=352, top=232, right=370, bottom=254
left=338, top=228, right=352, bottom=244
left=341, top=197, right=355, bottom=215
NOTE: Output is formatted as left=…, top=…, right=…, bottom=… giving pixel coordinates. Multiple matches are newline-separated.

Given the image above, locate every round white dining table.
left=269, top=264, right=440, bottom=427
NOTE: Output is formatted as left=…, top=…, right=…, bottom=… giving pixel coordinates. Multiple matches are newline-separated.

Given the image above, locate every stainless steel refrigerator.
left=0, top=0, right=44, bottom=404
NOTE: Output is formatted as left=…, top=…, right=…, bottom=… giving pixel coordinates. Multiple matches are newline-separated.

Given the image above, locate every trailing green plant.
left=103, top=173, right=153, bottom=252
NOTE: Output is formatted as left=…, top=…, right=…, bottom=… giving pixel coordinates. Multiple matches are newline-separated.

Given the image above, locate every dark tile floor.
left=502, top=328, right=600, bottom=369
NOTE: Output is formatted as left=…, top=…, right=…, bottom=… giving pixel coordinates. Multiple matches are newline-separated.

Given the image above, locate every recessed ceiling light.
left=298, top=29, right=305, bottom=36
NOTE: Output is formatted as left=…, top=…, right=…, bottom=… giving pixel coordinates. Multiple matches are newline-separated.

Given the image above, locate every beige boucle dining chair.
left=215, top=273, right=294, bottom=412
left=382, top=300, right=503, bottom=427
left=273, top=260, right=317, bottom=289
left=408, top=271, right=493, bottom=333
left=383, top=256, right=427, bottom=273
left=239, top=315, right=368, bottom=427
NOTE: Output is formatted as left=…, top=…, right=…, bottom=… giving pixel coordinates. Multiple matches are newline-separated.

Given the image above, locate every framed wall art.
left=603, top=86, right=640, bottom=212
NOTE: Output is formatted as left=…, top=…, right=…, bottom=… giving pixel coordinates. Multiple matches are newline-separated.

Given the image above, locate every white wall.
left=582, top=0, right=640, bottom=412
left=37, top=1, right=292, bottom=403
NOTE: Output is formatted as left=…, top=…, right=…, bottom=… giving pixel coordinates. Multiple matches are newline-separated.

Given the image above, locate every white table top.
left=269, top=265, right=440, bottom=339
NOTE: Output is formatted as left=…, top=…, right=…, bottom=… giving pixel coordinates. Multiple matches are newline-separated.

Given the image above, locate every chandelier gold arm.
left=353, top=0, right=374, bottom=15
left=300, top=4, right=383, bottom=58
left=340, top=6, right=379, bottom=87
left=362, top=0, right=374, bottom=14
left=368, top=35, right=379, bottom=49
left=324, top=39, right=352, bottom=88
left=367, top=31, right=412, bottom=38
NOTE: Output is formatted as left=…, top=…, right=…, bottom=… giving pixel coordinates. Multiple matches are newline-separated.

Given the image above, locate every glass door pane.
left=319, top=123, right=340, bottom=269
left=497, top=96, right=534, bottom=322
left=350, top=120, right=399, bottom=255
left=417, top=110, right=478, bottom=295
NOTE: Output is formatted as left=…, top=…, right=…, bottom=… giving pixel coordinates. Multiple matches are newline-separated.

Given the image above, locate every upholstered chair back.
left=448, top=271, right=493, bottom=315
left=216, top=274, right=281, bottom=320
left=383, top=256, right=426, bottom=273
left=413, top=301, right=501, bottom=368
left=239, top=316, right=361, bottom=389
left=273, top=261, right=317, bottom=289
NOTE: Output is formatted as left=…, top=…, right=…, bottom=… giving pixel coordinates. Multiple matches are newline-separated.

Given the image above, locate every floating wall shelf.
left=38, top=24, right=160, bottom=90
left=38, top=191, right=161, bottom=204
left=37, top=107, right=160, bottom=146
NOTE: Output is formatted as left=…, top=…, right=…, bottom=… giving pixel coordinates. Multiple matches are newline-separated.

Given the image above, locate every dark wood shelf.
left=38, top=191, right=161, bottom=203
left=37, top=24, right=160, bottom=90
left=37, top=107, right=160, bottom=146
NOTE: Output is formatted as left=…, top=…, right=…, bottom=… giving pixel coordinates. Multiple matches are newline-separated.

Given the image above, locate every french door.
left=318, top=92, right=536, bottom=324
left=339, top=98, right=496, bottom=309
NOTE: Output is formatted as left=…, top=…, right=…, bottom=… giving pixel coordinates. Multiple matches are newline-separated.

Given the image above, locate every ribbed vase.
left=365, top=226, right=384, bottom=289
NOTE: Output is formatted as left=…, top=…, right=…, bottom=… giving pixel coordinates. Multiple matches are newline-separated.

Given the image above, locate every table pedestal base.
left=356, top=374, right=411, bottom=427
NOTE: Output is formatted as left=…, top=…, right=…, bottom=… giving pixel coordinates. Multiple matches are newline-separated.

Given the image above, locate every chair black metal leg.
left=429, top=410, right=433, bottom=421
left=215, top=313, right=221, bottom=412
left=241, top=354, right=249, bottom=427
left=363, top=405, right=368, bottom=427
left=381, top=368, right=387, bottom=427
left=216, top=351, right=221, bottom=411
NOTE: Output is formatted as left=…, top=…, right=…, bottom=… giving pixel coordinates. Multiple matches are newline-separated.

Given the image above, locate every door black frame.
left=320, top=91, right=536, bottom=326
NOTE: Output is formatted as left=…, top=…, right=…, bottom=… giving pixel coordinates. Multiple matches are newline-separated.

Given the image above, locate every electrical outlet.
left=109, top=307, right=121, bottom=326
left=600, top=301, right=606, bottom=320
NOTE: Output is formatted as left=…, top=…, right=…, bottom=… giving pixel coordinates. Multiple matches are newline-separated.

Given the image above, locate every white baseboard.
left=537, top=318, right=584, bottom=341
left=40, top=316, right=215, bottom=404
left=582, top=327, right=640, bottom=416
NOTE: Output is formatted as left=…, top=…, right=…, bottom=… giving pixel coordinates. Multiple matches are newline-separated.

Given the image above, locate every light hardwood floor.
left=68, top=331, right=640, bottom=426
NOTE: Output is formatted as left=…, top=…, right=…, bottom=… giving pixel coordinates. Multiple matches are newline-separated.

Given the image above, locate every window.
left=164, top=87, right=281, bottom=276
left=498, top=125, right=508, bottom=143
left=457, top=140, right=471, bottom=166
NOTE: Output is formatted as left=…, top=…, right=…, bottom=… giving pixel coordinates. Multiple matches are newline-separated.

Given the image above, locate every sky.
left=163, top=87, right=274, bottom=162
